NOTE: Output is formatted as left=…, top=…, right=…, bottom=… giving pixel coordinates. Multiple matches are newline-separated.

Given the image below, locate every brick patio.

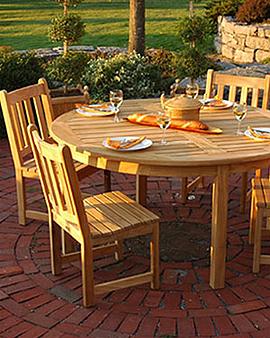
left=1, top=138, right=270, bottom=338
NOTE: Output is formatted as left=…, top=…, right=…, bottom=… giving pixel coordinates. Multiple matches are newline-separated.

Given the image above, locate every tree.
left=49, top=0, right=85, bottom=55
left=128, top=0, right=145, bottom=55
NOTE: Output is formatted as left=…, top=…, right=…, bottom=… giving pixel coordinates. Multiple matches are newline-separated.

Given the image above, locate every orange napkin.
left=127, top=113, right=209, bottom=131
left=106, top=136, right=146, bottom=149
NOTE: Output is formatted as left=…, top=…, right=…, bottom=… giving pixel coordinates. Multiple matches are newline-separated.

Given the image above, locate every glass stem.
left=162, top=128, right=166, bottom=144
left=237, top=121, right=241, bottom=135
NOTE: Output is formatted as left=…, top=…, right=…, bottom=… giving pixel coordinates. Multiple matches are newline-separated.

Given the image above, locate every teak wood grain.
left=204, top=69, right=270, bottom=212
left=28, top=125, right=160, bottom=307
left=0, top=78, right=110, bottom=225
left=51, top=98, right=270, bottom=289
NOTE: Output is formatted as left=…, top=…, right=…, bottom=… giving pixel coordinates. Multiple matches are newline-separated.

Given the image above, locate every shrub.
left=0, top=51, right=44, bottom=92
left=177, top=14, right=214, bottom=80
left=49, top=14, right=85, bottom=48
left=0, top=51, right=44, bottom=138
left=82, top=52, right=162, bottom=101
left=49, top=0, right=85, bottom=55
left=205, top=0, right=244, bottom=28
left=178, top=15, right=214, bottom=49
left=45, top=52, right=90, bottom=92
left=176, top=47, right=214, bottom=80
left=236, top=0, right=270, bottom=24
left=145, top=49, right=178, bottom=92
left=262, top=57, right=270, bottom=64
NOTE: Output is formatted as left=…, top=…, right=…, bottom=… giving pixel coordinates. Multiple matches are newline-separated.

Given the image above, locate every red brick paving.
left=1, top=138, right=270, bottom=337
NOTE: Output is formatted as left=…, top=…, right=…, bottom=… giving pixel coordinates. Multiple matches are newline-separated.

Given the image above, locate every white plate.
left=76, top=104, right=114, bottom=117
left=200, top=99, right=234, bottom=110
left=244, top=127, right=270, bottom=141
left=103, top=137, right=153, bottom=151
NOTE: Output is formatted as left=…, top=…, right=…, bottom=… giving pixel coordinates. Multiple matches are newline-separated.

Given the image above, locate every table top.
left=50, top=98, right=270, bottom=176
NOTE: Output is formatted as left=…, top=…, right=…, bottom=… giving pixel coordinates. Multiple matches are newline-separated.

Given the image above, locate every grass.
left=0, top=0, right=206, bottom=51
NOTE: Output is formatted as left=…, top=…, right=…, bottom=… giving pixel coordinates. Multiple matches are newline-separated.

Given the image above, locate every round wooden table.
left=50, top=98, right=270, bottom=289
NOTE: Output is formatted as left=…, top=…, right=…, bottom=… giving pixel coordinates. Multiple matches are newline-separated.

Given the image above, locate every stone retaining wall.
left=216, top=16, right=270, bottom=63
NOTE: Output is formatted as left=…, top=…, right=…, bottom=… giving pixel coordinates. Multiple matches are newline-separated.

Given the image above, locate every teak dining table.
left=50, top=98, right=270, bottom=289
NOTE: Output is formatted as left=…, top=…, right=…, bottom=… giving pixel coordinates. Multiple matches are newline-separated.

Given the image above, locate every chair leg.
left=16, top=172, right=26, bottom=225
left=200, top=176, right=205, bottom=188
left=150, top=223, right=160, bottom=290
left=115, top=240, right=124, bottom=261
left=104, top=170, right=111, bottom=192
left=181, top=177, right=188, bottom=203
left=81, top=239, right=95, bottom=307
left=253, top=207, right=263, bottom=273
left=49, top=216, right=62, bottom=275
left=61, top=230, right=78, bottom=254
left=240, top=172, right=248, bottom=213
left=249, top=190, right=256, bottom=244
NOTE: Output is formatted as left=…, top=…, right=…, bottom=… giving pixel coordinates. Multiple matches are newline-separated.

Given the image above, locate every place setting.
left=76, top=89, right=124, bottom=120
left=231, top=102, right=270, bottom=142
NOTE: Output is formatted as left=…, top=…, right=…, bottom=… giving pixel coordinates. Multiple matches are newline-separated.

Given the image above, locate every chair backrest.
left=0, top=78, right=54, bottom=169
left=204, top=69, right=270, bottom=110
left=28, top=124, right=89, bottom=238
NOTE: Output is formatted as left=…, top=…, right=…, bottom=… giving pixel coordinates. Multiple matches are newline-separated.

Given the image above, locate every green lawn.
left=0, top=0, right=206, bottom=51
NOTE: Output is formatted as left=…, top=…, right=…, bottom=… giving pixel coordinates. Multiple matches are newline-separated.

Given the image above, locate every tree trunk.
left=63, top=40, right=68, bottom=56
left=64, top=0, right=68, bottom=15
left=189, top=0, right=194, bottom=17
left=128, top=0, right=145, bottom=55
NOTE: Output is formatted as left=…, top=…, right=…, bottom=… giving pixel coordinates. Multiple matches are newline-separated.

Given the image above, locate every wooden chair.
left=249, top=178, right=270, bottom=273
left=28, top=124, right=160, bottom=307
left=182, top=70, right=270, bottom=208
left=0, top=78, right=110, bottom=225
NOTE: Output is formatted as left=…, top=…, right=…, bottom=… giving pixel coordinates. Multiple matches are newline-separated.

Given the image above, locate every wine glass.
left=185, top=80, right=199, bottom=99
left=157, top=111, right=171, bottom=145
left=109, top=90, right=123, bottom=123
left=233, top=102, right=247, bottom=135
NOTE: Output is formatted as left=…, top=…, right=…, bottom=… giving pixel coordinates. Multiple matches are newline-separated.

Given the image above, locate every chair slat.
left=240, top=86, right=248, bottom=104
left=10, top=104, right=25, bottom=152
left=33, top=96, right=48, bottom=140
left=23, top=98, right=35, bottom=125
left=251, top=88, right=259, bottom=107
left=16, top=101, right=29, bottom=146
left=217, top=85, right=224, bottom=99
left=228, top=86, right=236, bottom=102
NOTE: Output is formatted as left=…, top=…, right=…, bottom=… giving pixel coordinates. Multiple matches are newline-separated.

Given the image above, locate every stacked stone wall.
left=216, top=16, right=270, bottom=63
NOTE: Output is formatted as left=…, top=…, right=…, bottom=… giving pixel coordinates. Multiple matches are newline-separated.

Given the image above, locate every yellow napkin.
left=81, top=103, right=111, bottom=113
left=106, top=136, right=146, bottom=149
left=247, top=126, right=270, bottom=140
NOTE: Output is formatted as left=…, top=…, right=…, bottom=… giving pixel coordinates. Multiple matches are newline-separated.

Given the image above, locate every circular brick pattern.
left=1, top=139, right=270, bottom=337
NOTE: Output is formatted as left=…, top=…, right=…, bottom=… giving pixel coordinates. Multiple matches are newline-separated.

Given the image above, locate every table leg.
left=210, top=166, right=228, bottom=289
left=136, top=175, right=147, bottom=205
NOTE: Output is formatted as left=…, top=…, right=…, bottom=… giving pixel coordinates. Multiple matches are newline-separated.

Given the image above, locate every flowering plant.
left=83, top=52, right=162, bottom=101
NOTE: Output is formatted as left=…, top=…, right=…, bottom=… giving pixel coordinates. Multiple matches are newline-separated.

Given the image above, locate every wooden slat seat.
left=0, top=78, right=110, bottom=225
left=28, top=124, right=160, bottom=307
left=249, top=178, right=270, bottom=273
left=84, top=191, right=158, bottom=240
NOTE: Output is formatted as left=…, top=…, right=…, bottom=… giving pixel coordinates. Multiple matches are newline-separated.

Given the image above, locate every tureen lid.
left=164, top=95, right=202, bottom=109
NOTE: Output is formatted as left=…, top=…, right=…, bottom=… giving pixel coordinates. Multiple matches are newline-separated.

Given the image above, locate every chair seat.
left=252, top=178, right=270, bottom=208
left=83, top=191, right=159, bottom=242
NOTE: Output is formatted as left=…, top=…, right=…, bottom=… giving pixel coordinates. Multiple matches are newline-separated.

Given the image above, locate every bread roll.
left=127, top=113, right=208, bottom=131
